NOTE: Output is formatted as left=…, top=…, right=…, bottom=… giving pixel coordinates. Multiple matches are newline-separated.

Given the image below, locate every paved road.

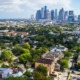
left=54, top=55, right=74, bottom=80
left=59, top=71, right=68, bottom=80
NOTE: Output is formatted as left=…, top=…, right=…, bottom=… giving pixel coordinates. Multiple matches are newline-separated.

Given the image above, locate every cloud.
left=25, top=0, right=72, bottom=10
left=0, top=0, right=25, bottom=12
left=0, top=0, right=72, bottom=18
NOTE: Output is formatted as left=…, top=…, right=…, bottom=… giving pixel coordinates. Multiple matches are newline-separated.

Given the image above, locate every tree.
left=1, top=49, right=13, bottom=61
left=77, top=63, right=80, bottom=69
left=35, top=65, right=47, bottom=76
left=0, top=43, right=7, bottom=50
left=63, top=51, right=72, bottom=58
left=33, top=72, right=53, bottom=80
left=73, top=46, right=80, bottom=53
left=3, top=76, right=27, bottom=80
left=12, top=45, right=30, bottom=56
left=20, top=43, right=30, bottom=49
left=18, top=53, right=32, bottom=63
left=24, top=70, right=32, bottom=77
left=40, top=47, right=49, bottom=54
left=33, top=72, right=47, bottom=80
left=73, top=53, right=79, bottom=62
left=58, top=59, right=68, bottom=70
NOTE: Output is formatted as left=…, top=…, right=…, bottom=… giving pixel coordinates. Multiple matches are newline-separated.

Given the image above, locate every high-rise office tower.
left=55, top=9, right=58, bottom=20
left=68, top=10, right=74, bottom=22
left=51, top=10, right=54, bottom=20
left=58, top=8, right=64, bottom=22
left=44, top=6, right=48, bottom=19
left=64, top=11, right=68, bottom=21
left=36, top=10, right=41, bottom=21
left=41, top=8, right=44, bottom=19
left=69, top=10, right=74, bottom=16
left=78, top=15, right=80, bottom=22
left=68, top=16, right=75, bottom=22
left=47, top=10, right=51, bottom=20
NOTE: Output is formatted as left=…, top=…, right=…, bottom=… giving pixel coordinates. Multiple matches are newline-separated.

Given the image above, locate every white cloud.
left=0, top=0, right=25, bottom=12
left=0, top=0, right=72, bottom=18
left=25, top=0, right=72, bottom=10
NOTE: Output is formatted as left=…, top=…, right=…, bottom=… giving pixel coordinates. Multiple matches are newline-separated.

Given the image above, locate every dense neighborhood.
left=0, top=20, right=80, bottom=80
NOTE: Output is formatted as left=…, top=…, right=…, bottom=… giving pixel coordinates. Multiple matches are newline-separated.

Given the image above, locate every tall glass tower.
left=58, top=8, right=64, bottom=22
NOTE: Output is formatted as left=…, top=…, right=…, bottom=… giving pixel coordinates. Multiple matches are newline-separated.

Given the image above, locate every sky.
left=0, top=0, right=80, bottom=19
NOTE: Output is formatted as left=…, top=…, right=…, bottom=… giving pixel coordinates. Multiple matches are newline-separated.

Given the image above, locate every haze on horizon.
left=0, top=0, right=79, bottom=19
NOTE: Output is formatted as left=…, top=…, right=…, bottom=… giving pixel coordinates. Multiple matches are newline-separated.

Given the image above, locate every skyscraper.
left=78, top=15, right=80, bottom=22
left=51, top=10, right=54, bottom=20
left=44, top=6, right=48, bottom=19
left=41, top=8, right=44, bottom=19
left=69, top=11, right=74, bottom=16
left=58, top=8, right=64, bottom=22
left=64, top=11, right=68, bottom=21
left=68, top=10, right=74, bottom=22
left=55, top=9, right=58, bottom=20
left=47, top=10, right=51, bottom=20
left=68, top=16, right=75, bottom=22
left=36, top=10, right=41, bottom=21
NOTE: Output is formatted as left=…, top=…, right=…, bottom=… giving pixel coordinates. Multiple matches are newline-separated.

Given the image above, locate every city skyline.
left=0, top=0, right=80, bottom=19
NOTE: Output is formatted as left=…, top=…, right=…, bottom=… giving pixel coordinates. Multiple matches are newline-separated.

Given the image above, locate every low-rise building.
left=0, top=67, right=24, bottom=78
left=35, top=58, right=55, bottom=74
left=42, top=51, right=64, bottom=62
left=51, top=45, right=68, bottom=52
left=0, top=68, right=12, bottom=78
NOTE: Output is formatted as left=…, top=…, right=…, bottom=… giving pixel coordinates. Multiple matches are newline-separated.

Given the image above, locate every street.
left=54, top=56, right=74, bottom=80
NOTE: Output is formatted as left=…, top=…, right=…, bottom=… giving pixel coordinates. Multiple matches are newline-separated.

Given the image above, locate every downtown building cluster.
left=36, top=6, right=80, bottom=23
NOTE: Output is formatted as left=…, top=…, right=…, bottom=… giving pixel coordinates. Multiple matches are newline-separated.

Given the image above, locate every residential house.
left=0, top=67, right=24, bottom=79
left=11, top=71, right=23, bottom=77
left=42, top=51, right=64, bottom=62
left=51, top=45, right=68, bottom=52
left=0, top=68, right=12, bottom=78
left=18, top=64, right=26, bottom=73
left=35, top=58, right=55, bottom=74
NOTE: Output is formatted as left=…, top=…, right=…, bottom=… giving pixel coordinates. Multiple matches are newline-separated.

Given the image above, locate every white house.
left=11, top=71, right=23, bottom=77
left=0, top=68, right=13, bottom=78
left=51, top=45, right=68, bottom=52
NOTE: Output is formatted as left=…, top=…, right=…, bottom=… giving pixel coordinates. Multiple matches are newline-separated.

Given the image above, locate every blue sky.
left=0, top=0, right=80, bottom=19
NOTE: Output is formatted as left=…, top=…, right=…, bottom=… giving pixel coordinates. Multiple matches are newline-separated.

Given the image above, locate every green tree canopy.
left=20, top=43, right=30, bottom=49
left=3, top=76, right=26, bottom=80
left=40, top=47, right=49, bottom=54
left=1, top=49, right=13, bottom=61
left=58, top=58, right=68, bottom=70
left=12, top=45, right=30, bottom=56
left=77, top=63, right=80, bottom=69
left=73, top=46, right=80, bottom=53
left=0, top=43, right=7, bottom=50
left=33, top=72, right=53, bottom=80
left=35, top=65, right=47, bottom=76
left=63, top=51, right=72, bottom=58
left=18, top=53, right=32, bottom=63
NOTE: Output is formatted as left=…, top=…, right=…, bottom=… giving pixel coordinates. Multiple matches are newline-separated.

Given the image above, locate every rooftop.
left=36, top=58, right=54, bottom=65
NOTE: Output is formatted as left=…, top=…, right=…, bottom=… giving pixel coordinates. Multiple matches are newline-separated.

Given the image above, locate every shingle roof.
left=36, top=58, right=54, bottom=65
